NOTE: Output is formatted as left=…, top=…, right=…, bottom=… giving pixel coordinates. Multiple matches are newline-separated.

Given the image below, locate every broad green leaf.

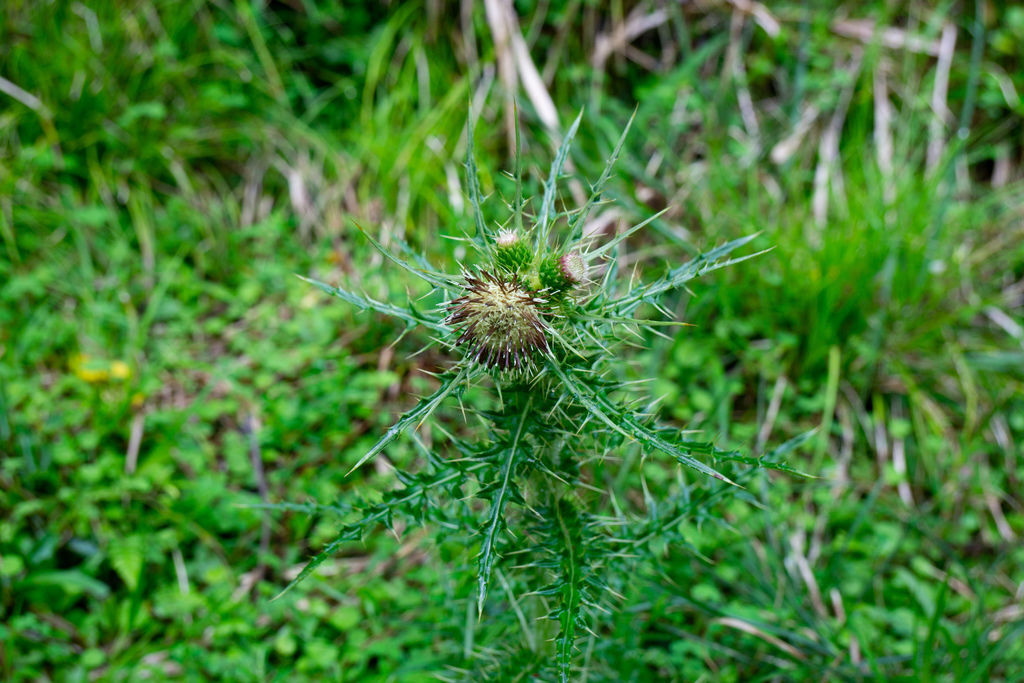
left=109, top=536, right=144, bottom=591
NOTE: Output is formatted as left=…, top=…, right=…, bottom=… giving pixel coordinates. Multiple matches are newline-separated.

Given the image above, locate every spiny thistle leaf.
left=354, top=221, right=461, bottom=292
left=346, top=365, right=471, bottom=476
left=552, top=498, right=586, bottom=683
left=299, top=275, right=448, bottom=332
left=537, top=110, right=583, bottom=249
left=465, top=111, right=490, bottom=244
left=275, top=462, right=488, bottom=601
left=272, top=525, right=363, bottom=601
left=567, top=107, right=636, bottom=243
left=612, top=233, right=767, bottom=314
left=583, top=206, right=670, bottom=259
left=513, top=100, right=525, bottom=235
left=715, top=453, right=815, bottom=477
left=713, top=429, right=819, bottom=478
left=477, top=399, right=532, bottom=616
left=547, top=359, right=738, bottom=486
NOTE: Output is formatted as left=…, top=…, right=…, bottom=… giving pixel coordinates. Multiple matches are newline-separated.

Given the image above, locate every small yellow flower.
left=71, top=353, right=109, bottom=383
left=109, top=361, right=131, bottom=380
left=70, top=354, right=132, bottom=383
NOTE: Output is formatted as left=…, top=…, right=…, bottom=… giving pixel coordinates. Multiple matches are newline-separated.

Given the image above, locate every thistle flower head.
left=446, top=271, right=549, bottom=371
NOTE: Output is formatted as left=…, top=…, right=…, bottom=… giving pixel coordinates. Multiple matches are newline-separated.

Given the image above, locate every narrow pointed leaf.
left=274, top=460, right=492, bottom=601
left=586, top=206, right=670, bottom=258
left=553, top=500, right=583, bottom=683
left=346, top=366, right=471, bottom=476
left=612, top=234, right=766, bottom=314
left=272, top=526, right=361, bottom=601
left=568, top=108, right=636, bottom=242
left=513, top=100, right=525, bottom=234
left=477, top=399, right=531, bottom=616
left=537, top=110, right=583, bottom=248
left=465, top=113, right=490, bottom=243
left=300, top=275, right=449, bottom=333
left=354, top=222, right=460, bottom=291
left=548, top=360, right=737, bottom=485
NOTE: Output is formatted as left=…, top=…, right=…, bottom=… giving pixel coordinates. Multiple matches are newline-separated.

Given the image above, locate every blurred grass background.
left=2, top=1, right=1023, bottom=680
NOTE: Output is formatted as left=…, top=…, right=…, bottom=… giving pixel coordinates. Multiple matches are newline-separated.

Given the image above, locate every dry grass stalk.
left=832, top=18, right=942, bottom=56
left=484, top=0, right=558, bottom=151
left=927, top=23, right=957, bottom=172
left=592, top=7, right=669, bottom=71
left=813, top=50, right=862, bottom=229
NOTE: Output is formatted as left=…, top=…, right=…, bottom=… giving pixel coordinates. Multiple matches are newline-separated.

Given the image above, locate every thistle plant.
left=284, top=112, right=786, bottom=680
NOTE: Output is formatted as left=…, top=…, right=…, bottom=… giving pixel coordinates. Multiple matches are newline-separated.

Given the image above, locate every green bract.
left=493, top=229, right=533, bottom=273
left=296, top=111, right=782, bottom=682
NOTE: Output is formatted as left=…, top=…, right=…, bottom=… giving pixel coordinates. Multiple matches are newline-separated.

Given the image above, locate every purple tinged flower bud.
left=538, top=251, right=585, bottom=292
left=559, top=251, right=585, bottom=284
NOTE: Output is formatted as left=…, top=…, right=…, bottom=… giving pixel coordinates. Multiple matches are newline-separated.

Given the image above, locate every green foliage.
left=2, top=0, right=1023, bottom=680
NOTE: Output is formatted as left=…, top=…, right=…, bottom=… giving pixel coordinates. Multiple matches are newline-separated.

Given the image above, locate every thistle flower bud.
left=446, top=271, right=549, bottom=371
left=493, top=229, right=533, bottom=274
left=538, top=251, right=585, bottom=292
